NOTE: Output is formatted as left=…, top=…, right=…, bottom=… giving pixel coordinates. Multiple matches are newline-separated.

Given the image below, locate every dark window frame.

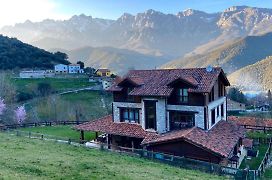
left=177, top=88, right=189, bottom=103
left=209, top=87, right=215, bottom=102
left=211, top=109, right=216, bottom=125
left=221, top=104, right=224, bottom=117
left=120, top=108, right=140, bottom=123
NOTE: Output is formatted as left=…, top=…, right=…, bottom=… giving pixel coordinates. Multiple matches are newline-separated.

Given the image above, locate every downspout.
left=165, top=97, right=168, bottom=132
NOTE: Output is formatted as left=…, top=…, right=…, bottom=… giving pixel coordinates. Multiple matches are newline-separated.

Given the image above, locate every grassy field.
left=246, top=131, right=272, bottom=139
left=25, top=91, right=112, bottom=122
left=12, top=77, right=93, bottom=94
left=20, top=125, right=96, bottom=141
left=0, top=133, right=226, bottom=179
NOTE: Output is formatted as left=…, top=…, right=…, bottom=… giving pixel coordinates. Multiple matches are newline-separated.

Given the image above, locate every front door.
left=144, top=101, right=157, bottom=130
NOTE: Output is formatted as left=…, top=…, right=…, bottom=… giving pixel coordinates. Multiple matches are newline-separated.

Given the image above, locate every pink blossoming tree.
left=15, top=105, right=26, bottom=124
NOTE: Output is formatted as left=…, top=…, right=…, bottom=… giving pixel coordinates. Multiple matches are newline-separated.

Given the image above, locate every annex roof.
left=75, top=115, right=244, bottom=158
left=142, top=120, right=245, bottom=158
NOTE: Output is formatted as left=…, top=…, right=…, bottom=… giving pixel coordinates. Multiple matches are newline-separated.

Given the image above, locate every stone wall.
left=112, top=102, right=142, bottom=122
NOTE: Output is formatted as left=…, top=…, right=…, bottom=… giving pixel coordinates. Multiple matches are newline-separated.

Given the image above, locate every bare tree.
left=0, top=72, right=16, bottom=103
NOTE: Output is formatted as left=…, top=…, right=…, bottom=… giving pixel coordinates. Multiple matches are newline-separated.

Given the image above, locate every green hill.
left=55, top=46, right=169, bottom=75
left=0, top=35, right=69, bottom=70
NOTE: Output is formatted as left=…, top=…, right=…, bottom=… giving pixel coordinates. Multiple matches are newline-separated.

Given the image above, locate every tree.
left=0, top=97, right=6, bottom=115
left=54, top=51, right=69, bottom=61
left=84, top=67, right=95, bottom=76
left=268, top=90, right=272, bottom=109
left=0, top=72, right=16, bottom=103
left=77, top=61, right=85, bottom=69
left=227, top=87, right=247, bottom=104
left=15, top=106, right=27, bottom=124
left=37, top=82, right=52, bottom=96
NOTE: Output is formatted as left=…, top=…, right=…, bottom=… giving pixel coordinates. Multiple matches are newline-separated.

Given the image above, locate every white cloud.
left=0, top=0, right=69, bottom=27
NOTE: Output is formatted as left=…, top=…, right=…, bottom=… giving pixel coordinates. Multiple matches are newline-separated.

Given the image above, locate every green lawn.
left=20, top=125, right=96, bottom=141
left=246, top=131, right=272, bottom=139
left=25, top=91, right=112, bottom=122
left=12, top=77, right=94, bottom=94
left=264, top=168, right=272, bottom=179
left=240, top=144, right=269, bottom=170
left=0, top=133, right=226, bottom=179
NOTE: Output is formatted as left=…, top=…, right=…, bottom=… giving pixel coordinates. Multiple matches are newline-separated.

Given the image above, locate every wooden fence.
left=242, top=125, right=272, bottom=132
left=249, top=138, right=272, bottom=179
left=3, top=120, right=88, bottom=129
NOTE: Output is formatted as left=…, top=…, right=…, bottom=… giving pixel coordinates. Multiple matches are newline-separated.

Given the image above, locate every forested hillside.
left=0, top=35, right=69, bottom=70
left=228, top=56, right=272, bottom=90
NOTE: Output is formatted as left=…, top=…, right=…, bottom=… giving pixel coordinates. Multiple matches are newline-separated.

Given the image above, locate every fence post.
left=68, top=139, right=71, bottom=145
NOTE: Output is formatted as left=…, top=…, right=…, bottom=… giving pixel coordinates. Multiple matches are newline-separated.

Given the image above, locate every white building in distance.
left=54, top=64, right=84, bottom=74
left=54, top=64, right=68, bottom=74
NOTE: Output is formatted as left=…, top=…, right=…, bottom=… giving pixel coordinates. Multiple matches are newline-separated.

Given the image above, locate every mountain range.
left=1, top=6, right=272, bottom=90
left=3, top=6, right=272, bottom=57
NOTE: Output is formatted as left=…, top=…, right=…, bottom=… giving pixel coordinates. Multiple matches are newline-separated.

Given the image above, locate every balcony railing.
left=170, top=121, right=194, bottom=130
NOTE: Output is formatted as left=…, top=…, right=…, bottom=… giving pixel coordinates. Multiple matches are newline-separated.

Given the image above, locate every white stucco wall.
left=207, top=97, right=226, bottom=130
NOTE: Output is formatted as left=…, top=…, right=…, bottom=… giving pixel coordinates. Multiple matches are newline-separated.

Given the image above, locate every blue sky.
left=1, top=0, right=272, bottom=27
left=56, top=0, right=272, bottom=19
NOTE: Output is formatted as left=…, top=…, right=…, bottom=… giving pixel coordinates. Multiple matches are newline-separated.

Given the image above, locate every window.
left=178, top=88, right=188, bottom=103
left=127, top=87, right=134, bottom=101
left=170, top=111, right=195, bottom=130
left=221, top=104, right=224, bottom=117
left=217, top=106, right=219, bottom=117
left=209, top=87, right=215, bottom=102
left=120, top=108, right=139, bottom=123
left=211, top=109, right=216, bottom=125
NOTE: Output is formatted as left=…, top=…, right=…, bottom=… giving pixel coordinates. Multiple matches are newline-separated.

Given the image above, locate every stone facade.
left=112, top=102, right=142, bottom=123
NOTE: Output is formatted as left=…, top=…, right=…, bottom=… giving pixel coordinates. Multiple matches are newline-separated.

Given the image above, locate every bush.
left=16, top=92, right=33, bottom=102
left=37, top=82, right=52, bottom=96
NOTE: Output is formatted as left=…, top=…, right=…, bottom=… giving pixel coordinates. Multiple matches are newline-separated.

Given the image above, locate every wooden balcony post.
left=95, top=132, right=98, bottom=139
left=80, top=130, right=84, bottom=143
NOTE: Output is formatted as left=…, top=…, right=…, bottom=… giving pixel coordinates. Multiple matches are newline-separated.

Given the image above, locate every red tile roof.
left=96, top=69, right=110, bottom=73
left=228, top=116, right=272, bottom=127
left=143, top=120, right=245, bottom=158
left=108, top=67, right=229, bottom=96
left=75, top=115, right=155, bottom=139
left=75, top=115, right=244, bottom=158
left=243, top=138, right=253, bottom=149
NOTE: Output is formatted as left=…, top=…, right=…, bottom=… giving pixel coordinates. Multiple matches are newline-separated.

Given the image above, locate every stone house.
left=76, top=67, right=246, bottom=167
